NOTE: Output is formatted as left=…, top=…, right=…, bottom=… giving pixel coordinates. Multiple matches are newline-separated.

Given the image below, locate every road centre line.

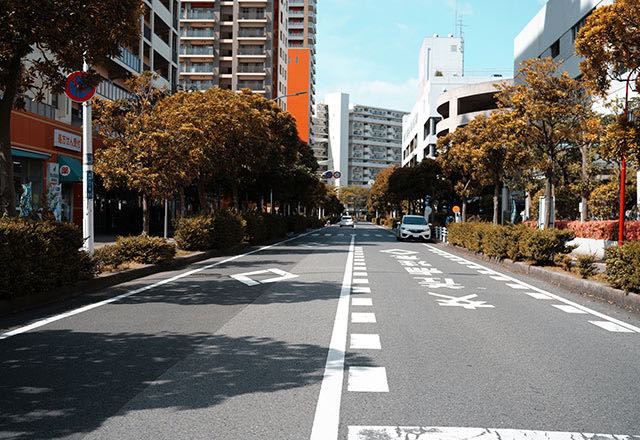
left=0, top=229, right=323, bottom=341
left=309, top=236, right=355, bottom=440
left=425, top=244, right=640, bottom=333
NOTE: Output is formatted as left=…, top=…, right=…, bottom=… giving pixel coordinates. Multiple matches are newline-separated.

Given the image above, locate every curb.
left=0, top=228, right=315, bottom=318
left=437, top=242, right=640, bottom=313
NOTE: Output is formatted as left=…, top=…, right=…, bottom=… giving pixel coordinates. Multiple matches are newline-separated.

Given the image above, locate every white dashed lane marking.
left=352, top=297, right=373, bottom=306
left=425, top=244, right=640, bottom=334
left=352, top=279, right=369, bottom=284
left=352, top=286, right=371, bottom=294
left=347, top=367, right=389, bottom=392
left=351, top=312, right=376, bottom=323
left=353, top=272, right=368, bottom=277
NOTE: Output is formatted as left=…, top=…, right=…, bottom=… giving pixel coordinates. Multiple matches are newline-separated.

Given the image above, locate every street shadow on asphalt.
left=0, top=330, right=375, bottom=439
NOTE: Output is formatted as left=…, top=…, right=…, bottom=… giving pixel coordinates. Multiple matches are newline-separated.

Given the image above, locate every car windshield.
left=342, top=216, right=352, bottom=220
left=403, top=217, right=427, bottom=225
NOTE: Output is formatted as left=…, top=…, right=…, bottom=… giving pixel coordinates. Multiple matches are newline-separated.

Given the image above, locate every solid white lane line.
left=0, top=229, right=321, bottom=341
left=478, top=270, right=496, bottom=275
left=352, top=279, right=369, bottom=284
left=350, top=334, right=381, bottom=350
left=425, top=244, right=640, bottom=334
left=351, top=312, right=376, bottom=323
left=552, top=304, right=588, bottom=314
left=352, top=298, right=373, bottom=306
left=347, top=367, right=389, bottom=392
left=347, top=426, right=640, bottom=440
left=352, top=287, right=371, bottom=294
left=589, top=321, right=635, bottom=333
left=309, top=236, right=355, bottom=440
left=506, top=283, right=529, bottom=290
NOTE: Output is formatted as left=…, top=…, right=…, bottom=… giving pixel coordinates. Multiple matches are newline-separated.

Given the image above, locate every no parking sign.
left=65, top=71, right=96, bottom=103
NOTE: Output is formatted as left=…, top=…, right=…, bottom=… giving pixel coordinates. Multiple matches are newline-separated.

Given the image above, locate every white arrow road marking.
left=348, top=426, right=640, bottom=440
left=230, top=268, right=298, bottom=286
left=428, top=292, right=495, bottom=310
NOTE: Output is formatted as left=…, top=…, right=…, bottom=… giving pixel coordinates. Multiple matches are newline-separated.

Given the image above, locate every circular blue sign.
left=65, top=72, right=96, bottom=103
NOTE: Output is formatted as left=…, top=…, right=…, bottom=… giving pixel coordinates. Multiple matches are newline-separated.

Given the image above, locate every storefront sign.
left=54, top=129, right=82, bottom=152
left=60, top=165, right=71, bottom=177
left=86, top=170, right=93, bottom=199
left=47, top=162, right=59, bottom=185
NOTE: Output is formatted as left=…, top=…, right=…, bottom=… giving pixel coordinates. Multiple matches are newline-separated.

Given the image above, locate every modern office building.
left=286, top=0, right=316, bottom=142
left=178, top=0, right=289, bottom=107
left=434, top=79, right=512, bottom=138
left=321, top=93, right=407, bottom=187
left=11, top=0, right=181, bottom=223
left=401, top=35, right=502, bottom=167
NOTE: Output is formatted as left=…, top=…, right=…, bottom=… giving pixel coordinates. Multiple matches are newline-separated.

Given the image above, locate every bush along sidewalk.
left=447, top=222, right=640, bottom=302
left=92, top=235, right=176, bottom=272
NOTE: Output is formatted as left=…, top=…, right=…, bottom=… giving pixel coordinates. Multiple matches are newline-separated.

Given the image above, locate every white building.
left=318, top=93, right=406, bottom=187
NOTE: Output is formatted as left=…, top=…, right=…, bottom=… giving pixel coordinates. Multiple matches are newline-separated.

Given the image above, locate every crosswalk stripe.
left=349, top=334, right=381, bottom=349
left=553, top=304, right=588, bottom=314
left=351, top=312, right=376, bottom=323
left=352, top=297, right=372, bottom=306
left=352, top=286, right=371, bottom=293
left=347, top=367, right=388, bottom=392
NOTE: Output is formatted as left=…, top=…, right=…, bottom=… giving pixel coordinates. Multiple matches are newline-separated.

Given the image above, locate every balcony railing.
left=114, top=47, right=141, bottom=72
left=181, top=29, right=215, bottom=38
left=238, top=64, right=265, bottom=73
left=96, top=78, right=135, bottom=101
left=181, top=45, right=215, bottom=55
left=238, top=46, right=265, bottom=55
left=238, top=29, right=266, bottom=37
left=24, top=99, right=56, bottom=120
left=238, top=81, right=264, bottom=89
left=239, top=12, right=266, bottom=19
left=184, top=9, right=214, bottom=19
left=180, top=63, right=214, bottom=73
left=180, top=80, right=214, bottom=90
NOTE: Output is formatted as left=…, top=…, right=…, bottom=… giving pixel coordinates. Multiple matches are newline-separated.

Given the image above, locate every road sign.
left=65, top=71, right=96, bottom=103
left=333, top=171, right=342, bottom=179
left=322, top=171, right=334, bottom=179
left=452, top=205, right=461, bottom=213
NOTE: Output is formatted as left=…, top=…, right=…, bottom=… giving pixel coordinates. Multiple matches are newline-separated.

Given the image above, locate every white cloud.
left=319, top=77, right=419, bottom=112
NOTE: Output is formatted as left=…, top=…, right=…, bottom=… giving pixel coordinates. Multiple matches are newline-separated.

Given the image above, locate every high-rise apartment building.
left=320, top=93, right=407, bottom=188
left=401, top=35, right=502, bottom=167
left=287, top=0, right=316, bottom=142
left=311, top=103, right=329, bottom=172
left=178, top=0, right=289, bottom=106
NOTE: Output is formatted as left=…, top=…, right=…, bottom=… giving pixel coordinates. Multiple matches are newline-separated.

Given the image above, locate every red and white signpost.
left=65, top=65, right=96, bottom=254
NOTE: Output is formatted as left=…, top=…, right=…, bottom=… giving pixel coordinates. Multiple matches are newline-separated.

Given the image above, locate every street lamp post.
left=272, top=91, right=307, bottom=102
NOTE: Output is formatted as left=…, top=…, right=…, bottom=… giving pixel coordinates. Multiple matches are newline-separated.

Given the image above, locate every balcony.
left=23, top=99, right=56, bottom=120
left=180, top=80, right=214, bottom=90
left=180, top=63, right=214, bottom=73
left=180, top=28, right=215, bottom=38
left=183, top=8, right=214, bottom=20
left=180, top=45, right=215, bottom=56
left=238, top=46, right=266, bottom=56
left=237, top=63, right=266, bottom=73
left=96, top=78, right=135, bottom=101
left=113, top=47, right=141, bottom=73
left=238, top=29, right=266, bottom=38
left=238, top=12, right=266, bottom=20
left=238, top=80, right=265, bottom=90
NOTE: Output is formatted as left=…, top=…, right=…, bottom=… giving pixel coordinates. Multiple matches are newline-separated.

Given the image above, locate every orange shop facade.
left=11, top=110, right=86, bottom=225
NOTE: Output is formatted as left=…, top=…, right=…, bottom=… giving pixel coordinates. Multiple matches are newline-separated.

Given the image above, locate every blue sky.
left=315, top=0, right=547, bottom=112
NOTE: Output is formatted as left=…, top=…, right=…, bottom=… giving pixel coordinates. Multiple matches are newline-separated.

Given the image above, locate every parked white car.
left=396, top=215, right=431, bottom=241
left=339, top=215, right=355, bottom=228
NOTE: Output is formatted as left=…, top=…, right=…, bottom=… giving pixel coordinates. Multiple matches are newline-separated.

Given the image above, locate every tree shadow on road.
left=0, top=330, right=374, bottom=439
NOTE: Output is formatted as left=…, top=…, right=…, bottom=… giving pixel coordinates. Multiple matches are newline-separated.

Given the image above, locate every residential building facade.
left=310, top=103, right=330, bottom=173
left=178, top=0, right=289, bottom=107
left=322, top=93, right=407, bottom=188
left=286, top=0, right=316, bottom=142
left=401, top=35, right=500, bottom=167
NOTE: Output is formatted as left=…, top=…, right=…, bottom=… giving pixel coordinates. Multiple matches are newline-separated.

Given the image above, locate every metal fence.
left=434, top=226, right=448, bottom=243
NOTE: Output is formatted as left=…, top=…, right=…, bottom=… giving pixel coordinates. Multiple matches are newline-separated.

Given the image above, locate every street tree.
left=497, top=58, right=593, bottom=228
left=368, top=165, right=400, bottom=217
left=0, top=0, right=142, bottom=215
left=93, top=73, right=203, bottom=235
left=338, top=186, right=370, bottom=216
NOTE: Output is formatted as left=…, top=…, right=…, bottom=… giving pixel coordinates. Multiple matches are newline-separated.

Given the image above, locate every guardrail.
left=434, top=226, right=448, bottom=243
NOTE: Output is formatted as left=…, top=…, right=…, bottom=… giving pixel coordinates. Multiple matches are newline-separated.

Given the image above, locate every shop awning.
left=11, top=147, right=50, bottom=160
left=58, top=155, right=82, bottom=182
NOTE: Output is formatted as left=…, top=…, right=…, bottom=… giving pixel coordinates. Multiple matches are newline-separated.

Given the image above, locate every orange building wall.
left=287, top=48, right=311, bottom=143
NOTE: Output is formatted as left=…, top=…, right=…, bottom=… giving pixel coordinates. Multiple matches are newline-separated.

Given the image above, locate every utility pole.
left=82, top=59, right=94, bottom=255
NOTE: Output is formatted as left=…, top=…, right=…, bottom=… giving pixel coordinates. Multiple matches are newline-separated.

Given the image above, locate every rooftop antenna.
left=457, top=18, right=467, bottom=76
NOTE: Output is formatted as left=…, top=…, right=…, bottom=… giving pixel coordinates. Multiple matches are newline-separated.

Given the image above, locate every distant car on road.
left=396, top=215, right=431, bottom=241
left=339, top=215, right=355, bottom=228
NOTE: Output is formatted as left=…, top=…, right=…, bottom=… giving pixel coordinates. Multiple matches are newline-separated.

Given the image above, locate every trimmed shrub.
left=92, top=244, right=126, bottom=272
left=285, top=215, right=306, bottom=233
left=242, top=211, right=269, bottom=245
left=505, top=225, right=532, bottom=261
left=576, top=255, right=597, bottom=279
left=554, top=254, right=573, bottom=272
left=115, top=236, right=176, bottom=265
left=212, top=210, right=245, bottom=249
left=0, top=218, right=95, bottom=299
left=305, top=216, right=325, bottom=230
left=174, top=215, right=215, bottom=251
left=482, top=226, right=510, bottom=258
left=605, top=242, right=640, bottom=292
left=523, top=219, right=640, bottom=241
left=264, top=214, right=287, bottom=239
left=522, top=229, right=575, bottom=265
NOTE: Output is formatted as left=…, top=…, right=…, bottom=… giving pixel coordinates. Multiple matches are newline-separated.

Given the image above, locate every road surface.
left=1, top=223, right=639, bottom=439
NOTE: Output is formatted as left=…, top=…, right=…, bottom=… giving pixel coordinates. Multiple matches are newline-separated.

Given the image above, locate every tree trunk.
left=493, top=182, right=500, bottom=226
left=179, top=189, right=186, bottom=218
left=232, top=185, right=239, bottom=210
left=544, top=175, right=553, bottom=229
left=197, top=179, right=206, bottom=214
left=142, top=194, right=150, bottom=236
left=0, top=55, right=22, bottom=216
left=580, top=147, right=589, bottom=222
left=462, top=199, right=467, bottom=222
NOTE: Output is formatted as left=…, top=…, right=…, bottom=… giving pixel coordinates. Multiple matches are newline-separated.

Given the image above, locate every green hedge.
left=605, top=242, right=640, bottom=292
left=448, top=222, right=575, bottom=265
left=0, top=218, right=95, bottom=298
left=93, top=235, right=176, bottom=272
left=286, top=215, right=307, bottom=233
left=174, top=215, right=216, bottom=251
left=212, top=210, right=245, bottom=250
left=242, top=212, right=289, bottom=245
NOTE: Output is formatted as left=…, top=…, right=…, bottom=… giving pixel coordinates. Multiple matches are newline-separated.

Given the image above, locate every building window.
left=550, top=39, right=560, bottom=58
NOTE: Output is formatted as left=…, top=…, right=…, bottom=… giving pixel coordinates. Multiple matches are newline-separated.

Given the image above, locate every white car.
left=339, top=215, right=355, bottom=228
left=396, top=215, right=431, bottom=241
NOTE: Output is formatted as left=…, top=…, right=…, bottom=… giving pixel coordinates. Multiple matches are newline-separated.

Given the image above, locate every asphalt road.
left=1, top=223, right=639, bottom=440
